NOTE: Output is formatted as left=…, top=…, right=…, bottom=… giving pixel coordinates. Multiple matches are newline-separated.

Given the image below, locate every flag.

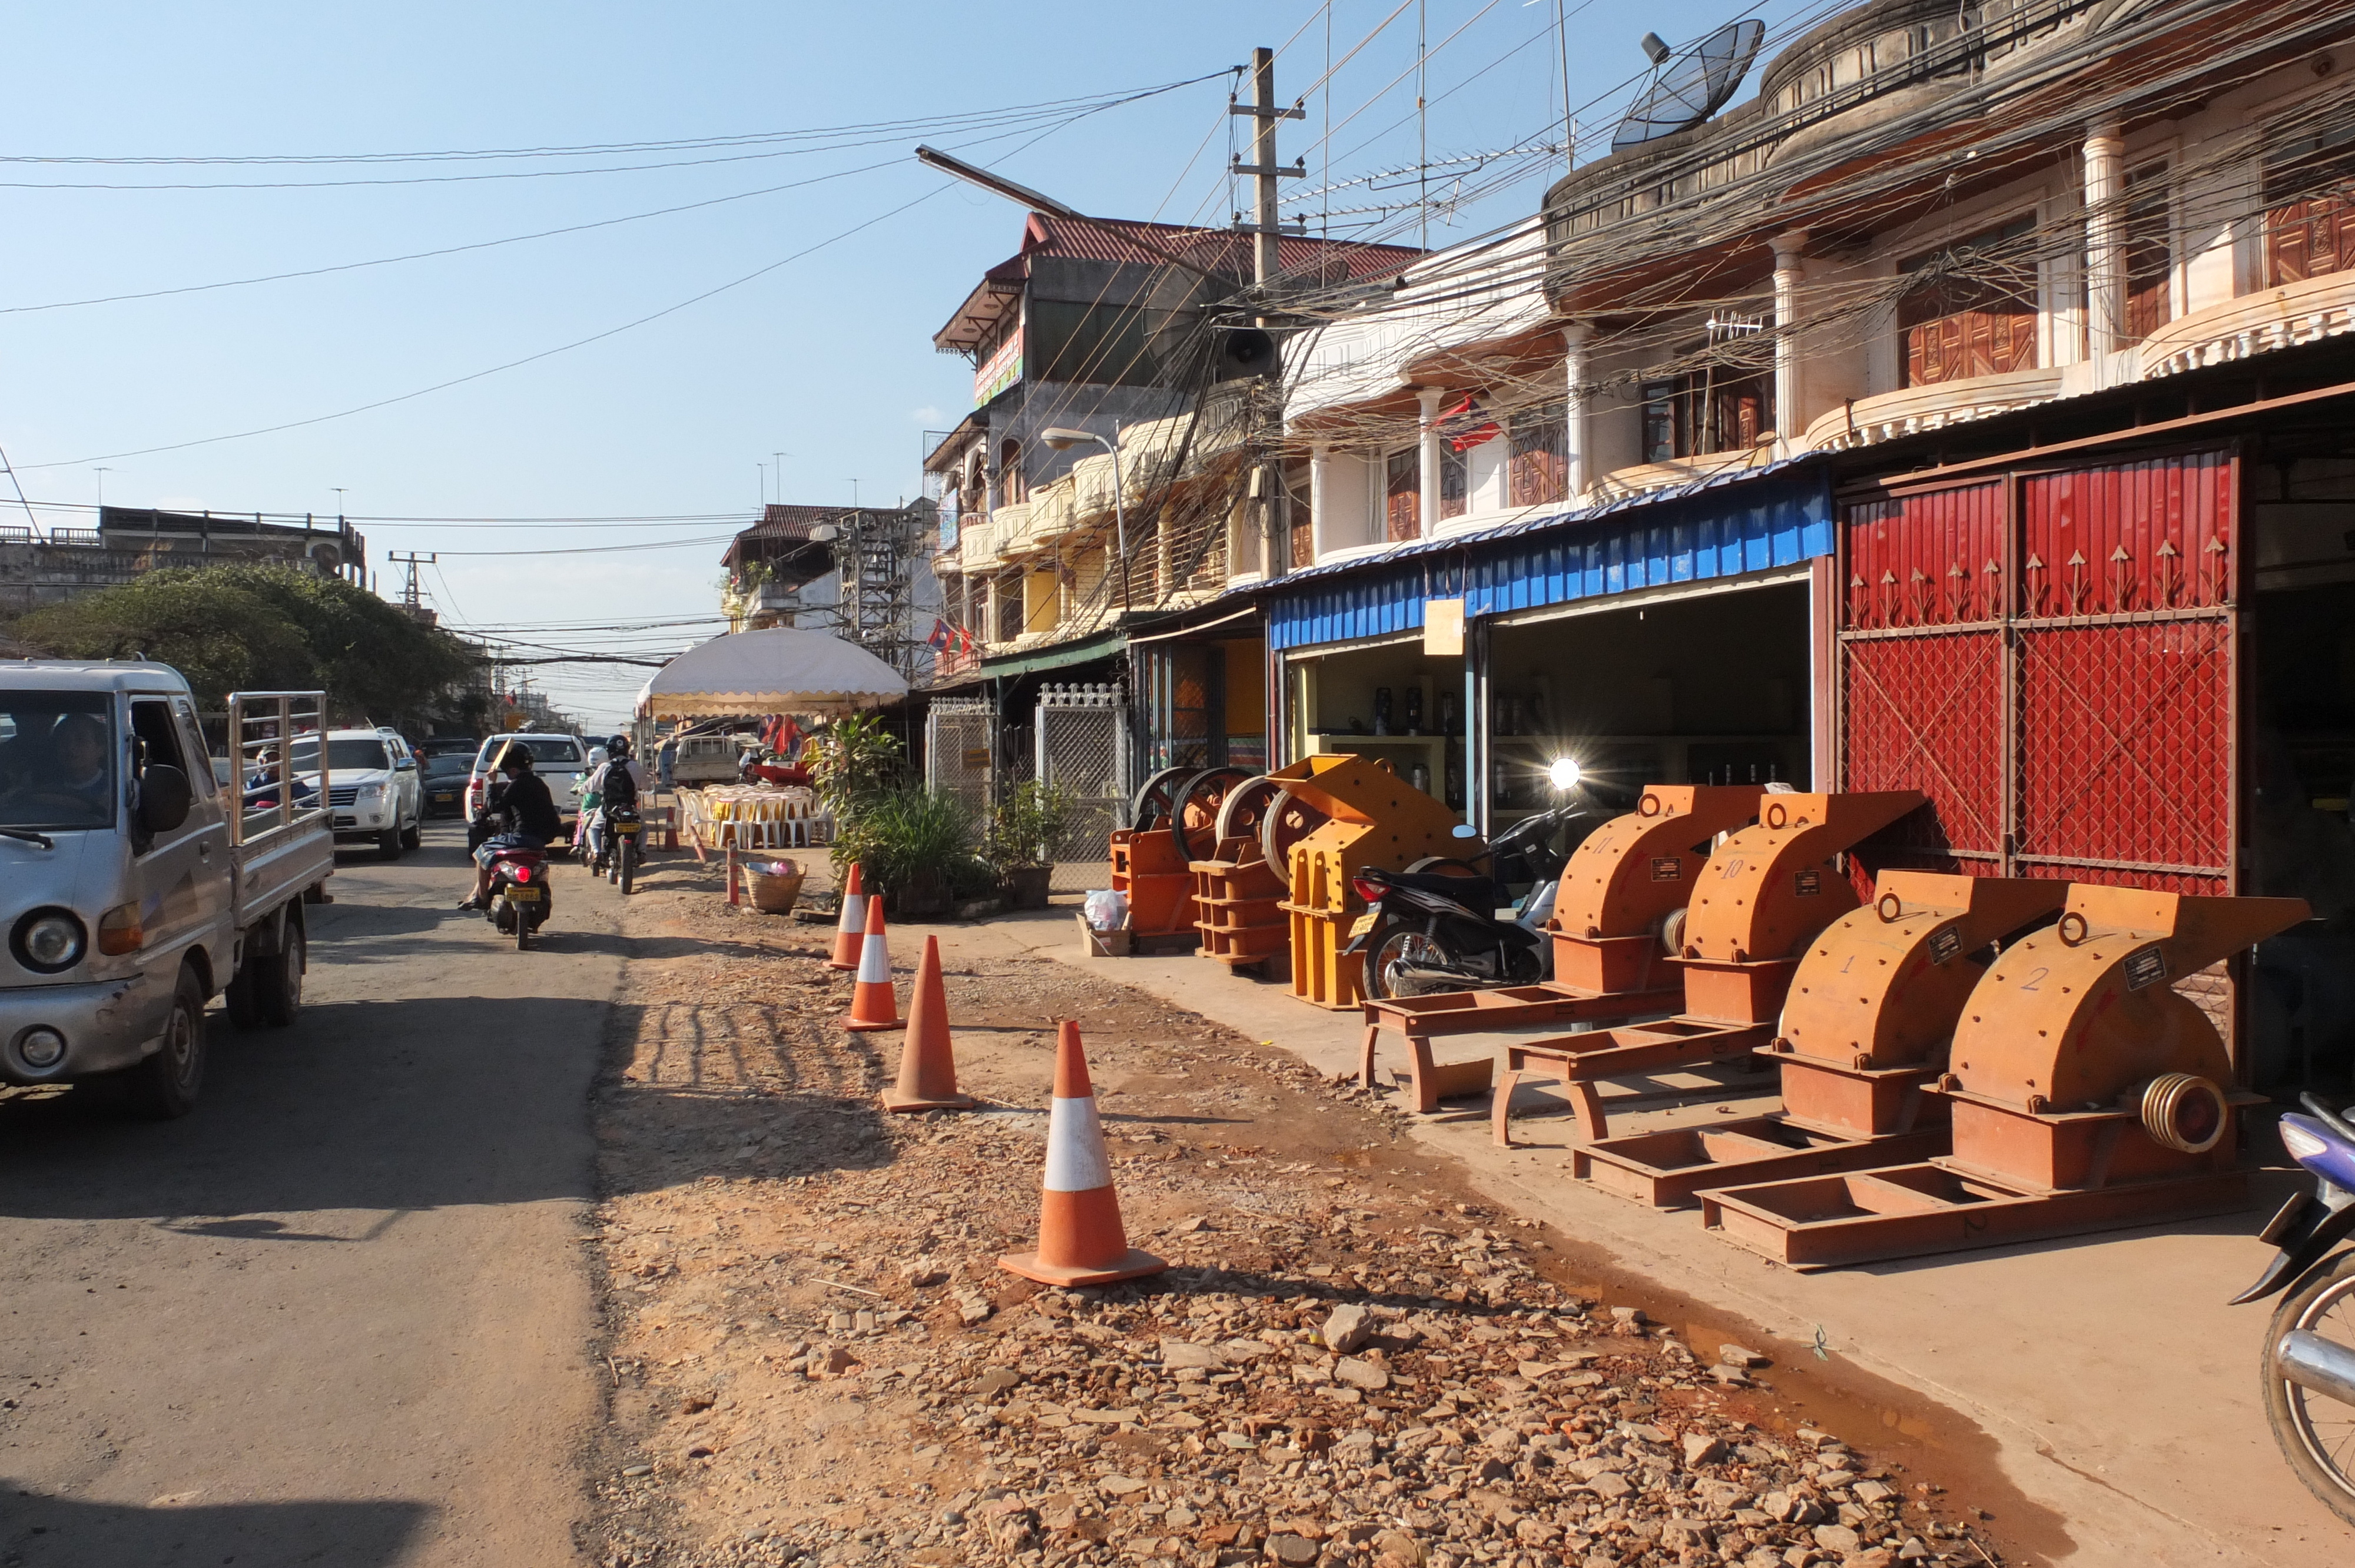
left=956, top=625, right=979, bottom=656
left=1441, top=394, right=1500, bottom=452
left=928, top=617, right=954, bottom=651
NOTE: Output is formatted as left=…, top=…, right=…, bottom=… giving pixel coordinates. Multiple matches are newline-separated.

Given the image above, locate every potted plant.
left=985, top=780, right=1077, bottom=909
left=832, top=785, right=989, bottom=919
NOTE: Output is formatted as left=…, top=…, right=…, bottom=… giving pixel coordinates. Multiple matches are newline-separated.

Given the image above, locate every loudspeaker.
left=1213, top=327, right=1279, bottom=381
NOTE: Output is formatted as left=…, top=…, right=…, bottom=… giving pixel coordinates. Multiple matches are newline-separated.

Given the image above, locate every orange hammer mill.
left=1276, top=753, right=1481, bottom=1012
left=1359, top=784, right=1764, bottom=1112
left=1700, top=884, right=2313, bottom=1269
left=1574, top=871, right=2069, bottom=1205
left=1189, top=772, right=1300, bottom=974
left=1110, top=766, right=1249, bottom=946
left=1490, top=789, right=1925, bottom=1146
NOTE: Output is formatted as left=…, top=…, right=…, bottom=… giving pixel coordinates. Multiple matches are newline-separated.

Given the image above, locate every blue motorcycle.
left=2236, top=1093, right=2355, bottom=1526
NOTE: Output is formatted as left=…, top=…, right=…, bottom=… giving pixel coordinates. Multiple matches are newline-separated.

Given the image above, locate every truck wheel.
left=251, top=915, right=306, bottom=1027
left=377, top=825, right=403, bottom=860
left=224, top=964, right=263, bottom=1028
left=117, top=964, right=207, bottom=1119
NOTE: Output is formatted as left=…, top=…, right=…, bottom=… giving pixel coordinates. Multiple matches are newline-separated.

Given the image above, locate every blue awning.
left=1266, top=457, right=1833, bottom=652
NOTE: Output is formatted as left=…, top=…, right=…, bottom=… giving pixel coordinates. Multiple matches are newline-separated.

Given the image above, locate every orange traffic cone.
left=840, top=896, right=901, bottom=1033
left=1000, top=1022, right=1165, bottom=1286
left=827, top=864, right=868, bottom=971
left=879, top=935, right=974, bottom=1113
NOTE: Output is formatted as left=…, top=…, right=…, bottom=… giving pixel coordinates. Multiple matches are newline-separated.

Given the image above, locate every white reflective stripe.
left=1043, top=1094, right=1112, bottom=1192
left=838, top=892, right=865, bottom=929
left=856, top=932, right=891, bottom=983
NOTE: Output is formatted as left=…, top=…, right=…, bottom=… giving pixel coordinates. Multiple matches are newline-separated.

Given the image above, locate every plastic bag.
left=1083, top=889, right=1129, bottom=931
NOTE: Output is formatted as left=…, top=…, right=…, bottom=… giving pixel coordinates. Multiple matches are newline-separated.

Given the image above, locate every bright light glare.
left=1547, top=758, right=1583, bottom=790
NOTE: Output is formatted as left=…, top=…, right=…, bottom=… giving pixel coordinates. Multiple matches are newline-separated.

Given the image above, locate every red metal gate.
left=1837, top=447, right=2238, bottom=896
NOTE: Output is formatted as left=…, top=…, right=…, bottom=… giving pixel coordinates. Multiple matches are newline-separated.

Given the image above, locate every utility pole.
left=388, top=550, right=436, bottom=612
left=1229, top=47, right=1305, bottom=293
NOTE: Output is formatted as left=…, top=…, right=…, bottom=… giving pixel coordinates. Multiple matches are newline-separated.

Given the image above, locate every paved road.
left=0, top=822, right=622, bottom=1567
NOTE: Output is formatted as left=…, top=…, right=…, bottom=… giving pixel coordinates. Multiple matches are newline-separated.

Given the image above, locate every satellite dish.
left=1610, top=18, right=1766, bottom=152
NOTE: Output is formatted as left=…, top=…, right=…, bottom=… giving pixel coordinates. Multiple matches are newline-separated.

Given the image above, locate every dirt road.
left=0, top=822, right=615, bottom=1567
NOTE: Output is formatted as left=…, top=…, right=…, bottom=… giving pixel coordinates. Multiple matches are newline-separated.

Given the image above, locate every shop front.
left=1265, top=465, right=1835, bottom=835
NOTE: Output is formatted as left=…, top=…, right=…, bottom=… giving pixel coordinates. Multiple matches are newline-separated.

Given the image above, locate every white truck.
left=0, top=667, right=335, bottom=1116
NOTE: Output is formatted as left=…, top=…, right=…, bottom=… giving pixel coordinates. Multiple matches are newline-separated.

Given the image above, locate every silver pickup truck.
left=0, top=666, right=335, bottom=1116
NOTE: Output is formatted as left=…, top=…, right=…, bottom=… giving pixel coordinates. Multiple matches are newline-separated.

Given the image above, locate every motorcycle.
left=2234, top=1093, right=2355, bottom=1526
left=601, top=802, right=642, bottom=895
left=481, top=832, right=554, bottom=951
left=1344, top=803, right=1586, bottom=1002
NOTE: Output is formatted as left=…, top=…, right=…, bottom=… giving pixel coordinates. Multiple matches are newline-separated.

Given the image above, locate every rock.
left=1812, top=1523, right=1861, bottom=1554
left=1586, top=1473, right=1634, bottom=1501
left=907, top=1267, right=950, bottom=1288
left=620, top=1464, right=653, bottom=1477
left=1846, top=1550, right=1899, bottom=1568
left=1682, top=1433, right=1726, bottom=1467
left=1852, top=1479, right=1896, bottom=1506
left=1099, top=1474, right=1149, bottom=1496
left=817, top=1346, right=860, bottom=1376
left=685, top=1444, right=715, bottom=1459
left=1268, top=1533, right=1321, bottom=1564
left=956, top=1293, right=994, bottom=1326
left=1719, top=1343, right=1770, bottom=1368
left=1332, top=1356, right=1389, bottom=1391
left=973, top=1368, right=1021, bottom=1397
left=983, top=1500, right=1041, bottom=1556
left=1710, top=1363, right=1753, bottom=1387
left=1371, top=1529, right=1425, bottom=1567
left=1659, top=1519, right=1712, bottom=1549
left=1897, top=1537, right=1931, bottom=1560
left=1322, top=1303, right=1376, bottom=1354
left=1694, top=1480, right=1754, bottom=1513
left=1162, top=1339, right=1229, bottom=1370
left=1797, top=1426, right=1838, bottom=1449
left=1608, top=1306, right=1647, bottom=1325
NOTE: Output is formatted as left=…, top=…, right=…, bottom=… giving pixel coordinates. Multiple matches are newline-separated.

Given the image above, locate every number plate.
left=505, top=885, right=543, bottom=902
left=1348, top=911, right=1379, bottom=939
left=618, top=824, right=641, bottom=836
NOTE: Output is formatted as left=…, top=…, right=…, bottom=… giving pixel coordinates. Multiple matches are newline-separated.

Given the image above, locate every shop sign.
left=974, top=334, right=1023, bottom=406
left=1423, top=596, right=1465, bottom=656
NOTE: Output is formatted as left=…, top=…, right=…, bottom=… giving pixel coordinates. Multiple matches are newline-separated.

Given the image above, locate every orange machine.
left=1490, top=789, right=1925, bottom=1145
left=1189, top=773, right=1300, bottom=975
left=1574, top=871, right=2067, bottom=1204
left=1359, top=784, right=1763, bottom=1111
left=1701, top=884, right=2312, bottom=1268
left=1109, top=767, right=1249, bottom=946
left=1276, top=755, right=1478, bottom=1011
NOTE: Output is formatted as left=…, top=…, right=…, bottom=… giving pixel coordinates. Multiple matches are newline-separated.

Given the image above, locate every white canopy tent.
left=633, top=629, right=908, bottom=720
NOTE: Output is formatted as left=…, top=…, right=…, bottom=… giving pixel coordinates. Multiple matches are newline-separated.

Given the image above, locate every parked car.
left=289, top=727, right=422, bottom=860
left=466, top=732, right=591, bottom=829
left=669, top=729, right=755, bottom=785
left=420, top=752, right=473, bottom=816
left=0, top=669, right=336, bottom=1116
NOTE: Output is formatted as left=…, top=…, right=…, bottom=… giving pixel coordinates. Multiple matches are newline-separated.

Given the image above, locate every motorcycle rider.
left=459, top=746, right=562, bottom=909
left=583, top=733, right=645, bottom=867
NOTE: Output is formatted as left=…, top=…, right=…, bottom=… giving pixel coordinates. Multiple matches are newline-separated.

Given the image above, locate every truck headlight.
left=11, top=909, right=87, bottom=973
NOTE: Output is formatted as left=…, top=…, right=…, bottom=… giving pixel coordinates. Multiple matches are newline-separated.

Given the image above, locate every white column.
left=2084, top=121, right=2126, bottom=360
left=1416, top=388, right=1444, bottom=537
left=1308, top=441, right=1335, bottom=559
left=1772, top=231, right=1809, bottom=445
left=1562, top=325, right=1591, bottom=501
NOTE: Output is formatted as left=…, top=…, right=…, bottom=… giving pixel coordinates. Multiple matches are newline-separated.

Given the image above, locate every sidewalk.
left=917, top=905, right=2341, bottom=1568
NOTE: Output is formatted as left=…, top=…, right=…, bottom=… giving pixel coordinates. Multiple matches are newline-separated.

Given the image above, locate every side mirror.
left=138, top=765, right=194, bottom=835
left=1451, top=822, right=1480, bottom=839
left=396, top=756, right=417, bottom=771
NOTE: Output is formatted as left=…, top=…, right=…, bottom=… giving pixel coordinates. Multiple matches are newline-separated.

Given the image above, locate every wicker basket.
left=746, top=864, right=805, bottom=914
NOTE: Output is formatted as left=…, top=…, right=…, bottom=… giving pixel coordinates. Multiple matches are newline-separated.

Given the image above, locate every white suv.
left=466, top=732, right=591, bottom=830
left=293, top=727, right=422, bottom=860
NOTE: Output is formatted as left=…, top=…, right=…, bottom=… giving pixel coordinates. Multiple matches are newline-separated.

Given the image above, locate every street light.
left=1037, top=426, right=1127, bottom=592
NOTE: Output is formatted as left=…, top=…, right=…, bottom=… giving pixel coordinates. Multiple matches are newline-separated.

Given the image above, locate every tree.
left=10, top=565, right=476, bottom=724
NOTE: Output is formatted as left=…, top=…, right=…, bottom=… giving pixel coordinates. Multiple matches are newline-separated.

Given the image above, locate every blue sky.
left=1, top=1, right=1751, bottom=726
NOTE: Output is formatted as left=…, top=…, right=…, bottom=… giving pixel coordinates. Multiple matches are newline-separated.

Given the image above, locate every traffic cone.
left=1000, top=1022, right=1166, bottom=1286
left=879, top=936, right=974, bottom=1113
left=839, top=896, right=901, bottom=1033
left=827, top=864, right=868, bottom=971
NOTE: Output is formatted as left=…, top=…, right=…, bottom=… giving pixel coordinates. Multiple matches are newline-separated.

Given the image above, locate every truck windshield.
left=289, top=737, right=391, bottom=773
left=0, top=693, right=117, bottom=831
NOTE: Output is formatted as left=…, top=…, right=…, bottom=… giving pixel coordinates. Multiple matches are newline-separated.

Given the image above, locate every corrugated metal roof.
left=1260, top=457, right=1835, bottom=651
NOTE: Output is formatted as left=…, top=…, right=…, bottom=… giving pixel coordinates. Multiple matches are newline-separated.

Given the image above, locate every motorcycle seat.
left=1376, top=870, right=1498, bottom=907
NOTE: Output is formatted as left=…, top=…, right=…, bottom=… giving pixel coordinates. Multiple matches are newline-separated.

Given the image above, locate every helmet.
left=608, top=733, right=634, bottom=760
left=499, top=748, right=535, bottom=774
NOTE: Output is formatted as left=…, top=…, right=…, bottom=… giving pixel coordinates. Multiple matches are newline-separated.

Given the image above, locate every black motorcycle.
left=482, top=835, right=553, bottom=951
left=1344, top=805, right=1585, bottom=1001
left=599, top=803, right=642, bottom=895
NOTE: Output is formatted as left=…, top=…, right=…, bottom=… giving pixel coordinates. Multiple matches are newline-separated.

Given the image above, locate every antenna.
left=1611, top=19, right=1766, bottom=152
left=388, top=550, right=437, bottom=612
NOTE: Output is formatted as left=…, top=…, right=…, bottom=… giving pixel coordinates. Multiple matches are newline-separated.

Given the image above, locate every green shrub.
left=983, top=780, right=1079, bottom=873
left=832, top=786, right=991, bottom=899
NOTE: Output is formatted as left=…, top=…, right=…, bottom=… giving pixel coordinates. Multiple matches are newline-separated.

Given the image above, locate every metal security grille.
left=1034, top=683, right=1129, bottom=893
left=924, top=697, right=996, bottom=816
left=1836, top=447, right=2240, bottom=1031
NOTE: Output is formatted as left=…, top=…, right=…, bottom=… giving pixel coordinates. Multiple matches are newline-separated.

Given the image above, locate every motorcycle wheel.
left=619, top=841, right=635, bottom=895
left=1362, top=922, right=1452, bottom=1002
left=2263, top=1247, right=2355, bottom=1527
left=516, top=912, right=532, bottom=952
